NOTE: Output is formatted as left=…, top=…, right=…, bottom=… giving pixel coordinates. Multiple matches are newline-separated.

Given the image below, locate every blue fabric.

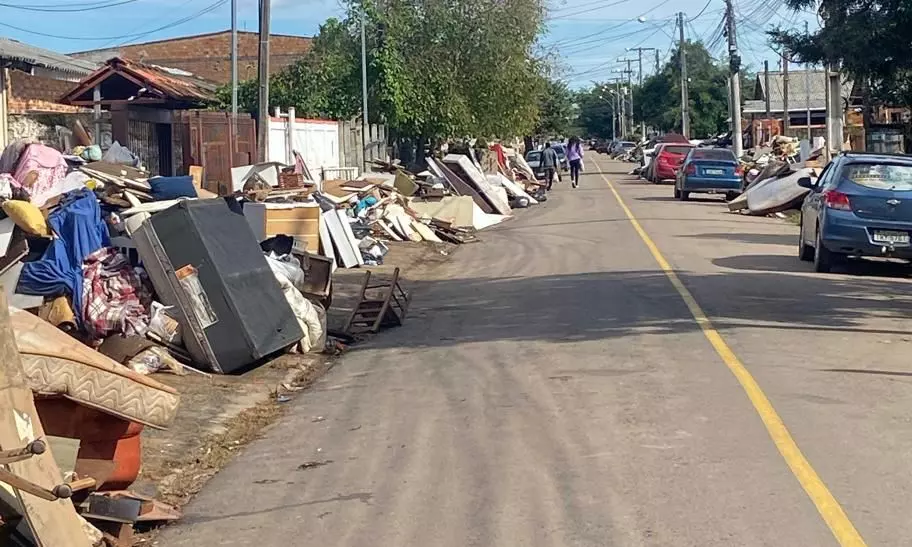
left=17, top=189, right=110, bottom=320
left=149, top=176, right=198, bottom=200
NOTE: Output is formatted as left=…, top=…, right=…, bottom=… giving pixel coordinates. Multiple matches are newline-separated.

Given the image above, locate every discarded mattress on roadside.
left=729, top=167, right=818, bottom=216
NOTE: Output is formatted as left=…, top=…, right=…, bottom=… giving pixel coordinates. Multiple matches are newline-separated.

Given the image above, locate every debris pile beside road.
left=0, top=133, right=550, bottom=546
left=730, top=136, right=823, bottom=215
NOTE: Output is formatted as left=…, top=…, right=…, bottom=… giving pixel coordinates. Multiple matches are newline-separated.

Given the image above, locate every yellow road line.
left=591, top=157, right=867, bottom=547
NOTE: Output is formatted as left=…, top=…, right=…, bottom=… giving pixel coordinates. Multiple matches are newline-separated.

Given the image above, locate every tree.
left=535, top=78, right=576, bottom=136
left=771, top=0, right=912, bottom=114
left=575, top=84, right=619, bottom=138
left=632, top=41, right=730, bottom=138
left=217, top=0, right=549, bottom=142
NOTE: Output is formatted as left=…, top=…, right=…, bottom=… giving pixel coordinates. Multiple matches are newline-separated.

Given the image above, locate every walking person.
left=541, top=141, right=559, bottom=191
left=567, top=136, right=584, bottom=188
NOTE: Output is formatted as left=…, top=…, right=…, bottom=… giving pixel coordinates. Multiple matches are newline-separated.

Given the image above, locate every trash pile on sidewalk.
left=729, top=135, right=823, bottom=215
left=0, top=135, right=547, bottom=546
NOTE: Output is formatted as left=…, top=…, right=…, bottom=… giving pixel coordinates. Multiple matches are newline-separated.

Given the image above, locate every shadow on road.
left=365, top=266, right=912, bottom=351
left=684, top=232, right=797, bottom=246
left=714, top=253, right=910, bottom=278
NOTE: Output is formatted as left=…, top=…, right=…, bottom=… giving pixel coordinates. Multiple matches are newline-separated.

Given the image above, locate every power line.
left=547, top=0, right=672, bottom=47
left=0, top=0, right=141, bottom=11
left=0, top=0, right=227, bottom=42
left=688, top=0, right=715, bottom=22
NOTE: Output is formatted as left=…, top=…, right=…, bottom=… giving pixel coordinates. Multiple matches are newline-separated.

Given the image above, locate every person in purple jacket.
left=567, top=136, right=584, bottom=188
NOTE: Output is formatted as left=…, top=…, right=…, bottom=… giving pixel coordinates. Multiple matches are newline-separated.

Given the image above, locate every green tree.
left=771, top=0, right=912, bottom=115
left=575, top=84, right=619, bottom=138
left=218, top=0, right=548, bottom=142
left=633, top=41, right=730, bottom=138
left=535, top=78, right=576, bottom=136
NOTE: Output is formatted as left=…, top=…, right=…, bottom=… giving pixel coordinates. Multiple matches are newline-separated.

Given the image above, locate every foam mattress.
left=11, top=307, right=179, bottom=429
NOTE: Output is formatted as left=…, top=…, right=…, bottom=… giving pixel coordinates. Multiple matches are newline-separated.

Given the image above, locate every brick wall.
left=72, top=31, right=312, bottom=85
left=8, top=70, right=83, bottom=114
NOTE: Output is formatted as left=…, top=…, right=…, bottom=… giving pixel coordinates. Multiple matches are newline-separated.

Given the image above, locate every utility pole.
left=616, top=81, right=625, bottom=137
left=230, top=0, right=238, bottom=144
left=618, top=59, right=635, bottom=138
left=256, top=0, right=270, bottom=162
left=804, top=22, right=811, bottom=141
left=628, top=47, right=657, bottom=139
left=360, top=6, right=369, bottom=171
left=678, top=12, right=690, bottom=138
left=725, top=0, right=743, bottom=156
left=782, top=50, right=790, bottom=136
left=764, top=60, right=771, bottom=119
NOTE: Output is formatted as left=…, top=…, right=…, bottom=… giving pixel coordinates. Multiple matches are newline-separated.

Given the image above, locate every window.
left=526, top=151, right=542, bottom=162
left=691, top=149, right=736, bottom=161
left=843, top=162, right=912, bottom=191
left=663, top=146, right=693, bottom=155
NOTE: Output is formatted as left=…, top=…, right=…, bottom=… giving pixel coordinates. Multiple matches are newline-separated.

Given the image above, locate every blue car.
left=674, top=147, right=743, bottom=201
left=798, top=152, right=912, bottom=272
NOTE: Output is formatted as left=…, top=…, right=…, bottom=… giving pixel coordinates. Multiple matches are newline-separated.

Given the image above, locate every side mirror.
left=797, top=176, right=815, bottom=189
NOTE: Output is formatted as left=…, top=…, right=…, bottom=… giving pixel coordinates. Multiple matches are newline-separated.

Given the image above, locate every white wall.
left=267, top=116, right=340, bottom=178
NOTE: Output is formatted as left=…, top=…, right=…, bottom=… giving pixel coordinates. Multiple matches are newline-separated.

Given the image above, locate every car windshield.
left=526, top=151, right=542, bottom=162
left=691, top=149, right=735, bottom=161
left=553, top=145, right=566, bottom=156
left=663, top=146, right=693, bottom=155
left=844, top=163, right=912, bottom=191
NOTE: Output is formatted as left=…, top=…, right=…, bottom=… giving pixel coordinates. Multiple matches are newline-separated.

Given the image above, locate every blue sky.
left=2, top=0, right=816, bottom=87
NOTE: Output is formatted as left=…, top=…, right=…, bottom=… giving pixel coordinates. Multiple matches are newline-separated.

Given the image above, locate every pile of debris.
left=730, top=136, right=824, bottom=215
left=0, top=133, right=549, bottom=546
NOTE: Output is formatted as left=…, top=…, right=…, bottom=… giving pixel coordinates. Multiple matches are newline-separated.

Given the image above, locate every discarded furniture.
left=11, top=307, right=179, bottom=491
left=344, top=267, right=410, bottom=334
left=133, top=199, right=302, bottom=373
left=0, top=296, right=91, bottom=547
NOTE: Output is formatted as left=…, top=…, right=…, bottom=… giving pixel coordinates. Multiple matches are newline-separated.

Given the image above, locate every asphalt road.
left=158, top=153, right=912, bottom=546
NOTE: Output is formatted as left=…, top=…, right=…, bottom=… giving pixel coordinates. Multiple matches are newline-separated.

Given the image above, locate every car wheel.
left=798, top=219, right=814, bottom=262
left=673, top=186, right=681, bottom=199
left=813, top=228, right=839, bottom=273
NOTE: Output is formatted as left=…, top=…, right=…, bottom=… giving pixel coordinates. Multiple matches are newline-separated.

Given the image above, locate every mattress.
left=10, top=307, right=179, bottom=429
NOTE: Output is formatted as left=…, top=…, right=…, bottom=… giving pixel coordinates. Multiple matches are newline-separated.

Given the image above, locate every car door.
left=803, top=159, right=839, bottom=242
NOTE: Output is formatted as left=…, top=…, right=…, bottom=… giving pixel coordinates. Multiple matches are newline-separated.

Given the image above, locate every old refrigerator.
left=133, top=199, right=302, bottom=373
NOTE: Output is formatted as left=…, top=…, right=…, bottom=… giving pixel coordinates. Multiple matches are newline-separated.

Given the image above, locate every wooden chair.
left=344, top=268, right=411, bottom=334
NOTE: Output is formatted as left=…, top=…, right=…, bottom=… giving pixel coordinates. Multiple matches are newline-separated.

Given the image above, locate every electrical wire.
left=547, top=0, right=673, bottom=49
left=0, top=0, right=227, bottom=42
left=688, top=0, right=715, bottom=22
left=0, top=0, right=141, bottom=12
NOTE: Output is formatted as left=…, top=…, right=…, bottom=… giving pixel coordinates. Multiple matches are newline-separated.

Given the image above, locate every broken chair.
left=343, top=267, right=410, bottom=334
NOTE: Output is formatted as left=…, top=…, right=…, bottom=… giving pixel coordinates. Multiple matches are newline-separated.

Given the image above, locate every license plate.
left=872, top=230, right=911, bottom=246
left=705, top=168, right=725, bottom=175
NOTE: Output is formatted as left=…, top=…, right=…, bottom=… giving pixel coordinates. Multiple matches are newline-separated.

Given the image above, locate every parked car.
left=651, top=143, right=695, bottom=183
left=595, top=140, right=611, bottom=154
left=552, top=143, right=570, bottom=171
left=611, top=141, right=637, bottom=158
left=525, top=150, right=545, bottom=179
left=674, top=147, right=743, bottom=201
left=798, top=152, right=912, bottom=272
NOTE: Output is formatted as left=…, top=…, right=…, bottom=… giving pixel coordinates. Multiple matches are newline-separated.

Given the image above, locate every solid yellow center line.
left=590, top=156, right=867, bottom=547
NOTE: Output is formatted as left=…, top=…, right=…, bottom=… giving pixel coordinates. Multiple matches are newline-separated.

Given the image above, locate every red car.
left=652, top=143, right=695, bottom=183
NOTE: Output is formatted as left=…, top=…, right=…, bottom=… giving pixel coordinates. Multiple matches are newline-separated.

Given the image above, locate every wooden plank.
left=0, top=293, right=90, bottom=547
left=429, top=158, right=494, bottom=214
left=317, top=214, right=337, bottom=271
left=322, top=210, right=360, bottom=268
left=411, top=220, right=442, bottom=243
left=263, top=206, right=321, bottom=254
left=443, top=154, right=512, bottom=215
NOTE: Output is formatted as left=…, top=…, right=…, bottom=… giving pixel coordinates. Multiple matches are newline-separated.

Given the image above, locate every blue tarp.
left=17, top=189, right=110, bottom=320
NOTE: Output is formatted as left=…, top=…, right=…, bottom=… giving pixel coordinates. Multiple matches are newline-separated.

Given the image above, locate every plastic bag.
left=102, top=141, right=138, bottom=166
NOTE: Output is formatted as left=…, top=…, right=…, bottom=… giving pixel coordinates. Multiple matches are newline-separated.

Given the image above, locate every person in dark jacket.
left=541, top=142, right=559, bottom=190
